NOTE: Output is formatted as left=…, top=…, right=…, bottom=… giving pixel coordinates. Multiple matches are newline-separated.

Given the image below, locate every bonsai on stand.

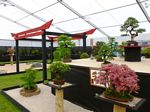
left=120, top=17, right=145, bottom=46
left=49, top=61, right=71, bottom=85
left=20, top=68, right=40, bottom=97
left=97, top=64, right=139, bottom=102
left=120, top=17, right=146, bottom=61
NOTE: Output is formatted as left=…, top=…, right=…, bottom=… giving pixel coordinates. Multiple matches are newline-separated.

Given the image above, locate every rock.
left=31, top=62, right=42, bottom=68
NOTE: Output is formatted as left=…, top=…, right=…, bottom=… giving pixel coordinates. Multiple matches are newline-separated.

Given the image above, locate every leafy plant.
left=95, top=55, right=103, bottom=61
left=80, top=52, right=90, bottom=59
left=98, top=43, right=114, bottom=64
left=49, top=61, right=70, bottom=81
left=120, top=17, right=145, bottom=41
left=56, top=35, right=75, bottom=60
left=93, top=41, right=105, bottom=56
left=53, top=50, right=61, bottom=61
left=21, top=68, right=37, bottom=90
left=142, top=47, right=150, bottom=58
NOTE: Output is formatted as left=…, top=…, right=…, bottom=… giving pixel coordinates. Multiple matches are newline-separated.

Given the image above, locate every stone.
left=31, top=62, right=42, bottom=68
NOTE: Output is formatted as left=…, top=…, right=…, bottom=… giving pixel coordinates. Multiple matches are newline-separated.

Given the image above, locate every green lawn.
left=0, top=94, right=21, bottom=112
left=0, top=70, right=51, bottom=112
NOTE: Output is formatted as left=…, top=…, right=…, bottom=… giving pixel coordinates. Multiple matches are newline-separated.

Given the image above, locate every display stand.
left=123, top=46, right=141, bottom=62
left=95, top=93, right=145, bottom=112
left=47, top=81, right=73, bottom=112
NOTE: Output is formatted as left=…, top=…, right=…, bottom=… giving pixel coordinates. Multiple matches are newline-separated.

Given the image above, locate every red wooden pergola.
left=11, top=20, right=96, bottom=81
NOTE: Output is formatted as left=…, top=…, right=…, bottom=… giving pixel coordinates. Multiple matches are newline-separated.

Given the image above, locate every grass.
left=0, top=94, right=21, bottom=112
left=0, top=70, right=51, bottom=112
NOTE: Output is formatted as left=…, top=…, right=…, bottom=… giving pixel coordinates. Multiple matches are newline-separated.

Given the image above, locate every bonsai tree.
left=97, top=64, right=139, bottom=102
left=120, top=17, right=145, bottom=45
left=98, top=43, right=114, bottom=64
left=49, top=61, right=71, bottom=85
left=53, top=50, right=61, bottom=61
left=55, top=35, right=75, bottom=62
left=93, top=41, right=105, bottom=56
left=80, top=52, right=90, bottom=59
left=7, top=47, right=15, bottom=65
left=20, top=68, right=40, bottom=97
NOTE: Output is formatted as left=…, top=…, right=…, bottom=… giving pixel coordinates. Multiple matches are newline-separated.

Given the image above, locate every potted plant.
left=20, top=68, right=40, bottom=97
left=120, top=17, right=145, bottom=46
left=80, top=52, right=90, bottom=59
left=97, top=64, right=139, bottom=102
left=49, top=61, right=71, bottom=85
left=93, top=41, right=105, bottom=56
left=7, top=47, right=15, bottom=65
left=56, top=35, right=75, bottom=62
left=97, top=43, right=114, bottom=64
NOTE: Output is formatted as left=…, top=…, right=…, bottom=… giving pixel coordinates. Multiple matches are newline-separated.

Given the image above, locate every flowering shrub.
left=97, top=64, right=139, bottom=100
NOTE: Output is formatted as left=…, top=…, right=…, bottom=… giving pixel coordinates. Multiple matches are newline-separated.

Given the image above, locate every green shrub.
left=49, top=61, right=70, bottom=80
left=21, top=68, right=37, bottom=90
left=53, top=50, right=61, bottom=61
left=142, top=47, right=150, bottom=58
left=80, top=52, right=90, bottom=59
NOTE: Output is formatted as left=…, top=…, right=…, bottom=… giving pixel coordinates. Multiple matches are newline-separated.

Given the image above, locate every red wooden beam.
left=77, top=28, right=96, bottom=35
left=47, top=28, right=96, bottom=41
left=11, top=19, right=53, bottom=40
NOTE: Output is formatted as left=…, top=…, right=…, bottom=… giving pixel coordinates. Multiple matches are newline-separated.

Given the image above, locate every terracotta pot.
left=53, top=79, right=65, bottom=85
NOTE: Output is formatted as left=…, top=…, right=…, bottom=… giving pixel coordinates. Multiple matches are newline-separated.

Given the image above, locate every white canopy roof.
left=0, top=0, right=150, bottom=40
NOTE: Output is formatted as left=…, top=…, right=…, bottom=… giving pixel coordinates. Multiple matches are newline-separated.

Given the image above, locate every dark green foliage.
left=54, top=35, right=75, bottom=60
left=98, top=43, right=113, bottom=63
left=95, top=55, right=103, bottom=61
left=58, top=35, right=74, bottom=48
left=21, top=68, right=37, bottom=90
left=93, top=41, right=105, bottom=56
left=142, top=47, right=150, bottom=58
left=49, top=61, right=70, bottom=80
left=105, top=88, right=133, bottom=100
left=53, top=50, right=61, bottom=61
left=120, top=17, right=145, bottom=41
left=80, top=52, right=90, bottom=59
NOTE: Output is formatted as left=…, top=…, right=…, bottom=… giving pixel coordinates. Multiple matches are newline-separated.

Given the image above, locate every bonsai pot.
left=103, top=91, right=133, bottom=102
left=127, top=41, right=138, bottom=46
left=53, top=79, right=65, bottom=85
left=20, top=87, right=41, bottom=97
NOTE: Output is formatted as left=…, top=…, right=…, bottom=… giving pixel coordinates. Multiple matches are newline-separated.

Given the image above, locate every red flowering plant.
left=97, top=64, right=139, bottom=102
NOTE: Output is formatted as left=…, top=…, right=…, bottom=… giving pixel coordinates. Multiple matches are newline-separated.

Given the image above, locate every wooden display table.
left=95, top=93, right=145, bottom=112
left=123, top=46, right=141, bottom=62
left=47, top=81, right=73, bottom=112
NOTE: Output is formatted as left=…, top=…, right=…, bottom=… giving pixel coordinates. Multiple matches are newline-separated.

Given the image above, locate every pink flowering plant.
left=98, top=64, right=139, bottom=101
